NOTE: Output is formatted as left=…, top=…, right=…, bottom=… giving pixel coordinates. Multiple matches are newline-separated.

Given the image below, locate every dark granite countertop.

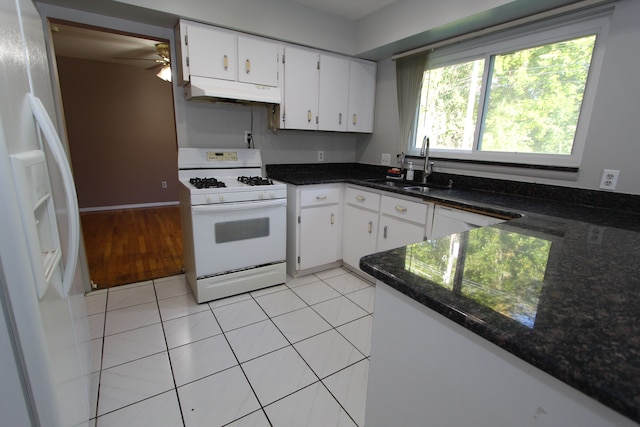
left=267, top=162, right=640, bottom=423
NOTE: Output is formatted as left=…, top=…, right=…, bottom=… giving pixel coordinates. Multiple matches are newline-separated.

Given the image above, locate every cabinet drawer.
left=380, top=196, right=428, bottom=224
left=300, top=186, right=340, bottom=207
left=345, top=187, right=380, bottom=211
left=435, top=205, right=504, bottom=227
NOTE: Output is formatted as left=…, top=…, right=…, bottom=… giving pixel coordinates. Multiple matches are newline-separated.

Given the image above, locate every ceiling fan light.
left=157, top=64, right=172, bottom=82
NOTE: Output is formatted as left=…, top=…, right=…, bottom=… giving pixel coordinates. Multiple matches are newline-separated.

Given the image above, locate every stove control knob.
left=219, top=195, right=225, bottom=202
left=259, top=193, right=265, bottom=199
left=206, top=196, right=212, bottom=204
left=270, top=192, right=276, bottom=198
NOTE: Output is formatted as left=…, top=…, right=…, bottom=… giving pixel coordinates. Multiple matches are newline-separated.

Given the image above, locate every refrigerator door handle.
left=28, top=94, right=79, bottom=298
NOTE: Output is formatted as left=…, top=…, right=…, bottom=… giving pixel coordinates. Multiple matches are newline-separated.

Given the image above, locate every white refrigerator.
left=0, top=0, right=92, bottom=426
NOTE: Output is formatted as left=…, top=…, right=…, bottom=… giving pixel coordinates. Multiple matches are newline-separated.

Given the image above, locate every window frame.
left=409, top=7, right=612, bottom=169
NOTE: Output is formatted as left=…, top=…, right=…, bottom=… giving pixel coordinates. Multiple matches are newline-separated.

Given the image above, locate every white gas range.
left=178, top=148, right=287, bottom=303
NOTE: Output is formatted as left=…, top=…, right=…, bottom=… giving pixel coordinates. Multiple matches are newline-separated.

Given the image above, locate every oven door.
left=191, top=198, right=286, bottom=278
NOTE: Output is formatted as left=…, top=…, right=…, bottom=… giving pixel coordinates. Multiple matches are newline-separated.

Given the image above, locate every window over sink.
left=404, top=6, right=612, bottom=170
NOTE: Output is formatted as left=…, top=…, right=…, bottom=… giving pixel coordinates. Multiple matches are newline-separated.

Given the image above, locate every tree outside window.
left=413, top=34, right=597, bottom=161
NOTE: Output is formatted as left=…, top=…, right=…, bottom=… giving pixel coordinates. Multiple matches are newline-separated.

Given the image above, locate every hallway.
left=81, top=206, right=183, bottom=289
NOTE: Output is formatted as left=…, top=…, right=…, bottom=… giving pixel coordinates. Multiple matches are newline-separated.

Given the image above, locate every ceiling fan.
left=116, top=42, right=172, bottom=81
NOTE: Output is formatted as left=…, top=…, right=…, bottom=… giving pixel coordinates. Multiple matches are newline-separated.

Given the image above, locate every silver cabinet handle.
left=245, top=59, right=251, bottom=74
left=395, top=205, right=407, bottom=213
left=339, top=112, right=342, bottom=125
left=356, top=195, right=365, bottom=202
left=223, top=54, right=228, bottom=70
left=368, top=221, right=372, bottom=234
left=316, top=195, right=327, bottom=200
left=383, top=225, right=388, bottom=239
left=352, top=114, right=357, bottom=126
left=307, top=110, right=312, bottom=123
left=330, top=213, right=335, bottom=225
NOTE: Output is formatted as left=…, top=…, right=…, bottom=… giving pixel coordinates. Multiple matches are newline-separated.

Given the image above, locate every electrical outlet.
left=599, top=169, right=620, bottom=190
left=244, top=130, right=252, bottom=145
left=161, top=181, right=167, bottom=189
left=381, top=153, right=391, bottom=166
left=318, top=151, right=324, bottom=161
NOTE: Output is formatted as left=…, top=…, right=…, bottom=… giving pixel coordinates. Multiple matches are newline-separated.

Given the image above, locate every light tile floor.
left=85, top=267, right=374, bottom=427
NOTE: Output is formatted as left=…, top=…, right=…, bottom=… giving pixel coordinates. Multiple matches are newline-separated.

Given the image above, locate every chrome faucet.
left=420, top=136, right=432, bottom=184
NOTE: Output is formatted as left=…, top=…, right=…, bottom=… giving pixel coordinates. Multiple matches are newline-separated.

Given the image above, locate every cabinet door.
left=378, top=215, right=425, bottom=252
left=318, top=54, right=349, bottom=131
left=175, top=21, right=190, bottom=85
left=347, top=60, right=377, bottom=133
left=186, top=24, right=236, bottom=81
left=283, top=47, right=319, bottom=130
left=237, top=37, right=279, bottom=87
left=299, top=204, right=339, bottom=270
left=343, top=204, right=378, bottom=270
left=431, top=205, right=504, bottom=240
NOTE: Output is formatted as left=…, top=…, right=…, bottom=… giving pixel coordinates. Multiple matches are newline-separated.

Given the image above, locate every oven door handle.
left=192, top=198, right=286, bottom=213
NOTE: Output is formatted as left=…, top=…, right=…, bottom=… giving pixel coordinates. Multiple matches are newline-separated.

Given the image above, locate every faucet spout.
left=420, top=137, right=431, bottom=184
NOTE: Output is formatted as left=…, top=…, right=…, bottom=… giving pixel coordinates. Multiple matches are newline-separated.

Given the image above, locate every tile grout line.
left=207, top=296, right=275, bottom=427
left=253, top=277, right=363, bottom=426
left=91, top=288, right=110, bottom=423
left=93, top=280, right=189, bottom=424
left=152, top=278, right=187, bottom=427
left=247, top=290, right=328, bottom=423
left=91, top=271, right=372, bottom=425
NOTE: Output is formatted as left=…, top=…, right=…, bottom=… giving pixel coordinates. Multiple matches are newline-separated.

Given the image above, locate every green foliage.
left=418, top=60, right=484, bottom=150
left=405, top=228, right=552, bottom=326
left=415, top=34, right=596, bottom=155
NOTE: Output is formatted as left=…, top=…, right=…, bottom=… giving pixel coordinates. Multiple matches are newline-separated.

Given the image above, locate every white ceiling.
left=49, top=0, right=399, bottom=69
left=51, top=22, right=166, bottom=69
left=292, top=0, right=400, bottom=20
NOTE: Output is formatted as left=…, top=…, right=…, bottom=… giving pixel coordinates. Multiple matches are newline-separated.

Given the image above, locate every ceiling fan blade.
left=146, top=63, right=165, bottom=71
left=113, top=56, right=157, bottom=61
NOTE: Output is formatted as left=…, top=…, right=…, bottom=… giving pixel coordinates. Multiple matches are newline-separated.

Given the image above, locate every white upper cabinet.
left=175, top=19, right=376, bottom=129
left=348, top=60, right=377, bottom=133
left=237, top=36, right=279, bottom=87
left=282, top=46, right=320, bottom=130
left=184, top=24, right=237, bottom=81
left=279, top=46, right=377, bottom=133
left=175, top=20, right=280, bottom=90
left=319, top=54, right=350, bottom=132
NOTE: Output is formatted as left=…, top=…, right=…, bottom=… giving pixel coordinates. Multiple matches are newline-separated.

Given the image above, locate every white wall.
left=175, top=99, right=357, bottom=165
left=115, top=0, right=356, bottom=55
left=39, top=4, right=359, bottom=167
left=355, top=0, right=513, bottom=56
left=41, top=0, right=640, bottom=194
left=358, top=0, right=640, bottom=195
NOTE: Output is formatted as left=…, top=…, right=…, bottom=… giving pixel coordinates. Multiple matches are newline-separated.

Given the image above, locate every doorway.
left=49, top=21, right=183, bottom=289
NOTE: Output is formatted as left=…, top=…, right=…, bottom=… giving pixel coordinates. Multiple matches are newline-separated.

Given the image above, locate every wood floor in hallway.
left=80, top=206, right=183, bottom=289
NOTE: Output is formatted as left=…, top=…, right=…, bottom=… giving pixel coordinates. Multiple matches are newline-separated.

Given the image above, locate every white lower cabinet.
left=299, top=204, right=340, bottom=270
left=286, top=184, right=342, bottom=277
left=289, top=184, right=507, bottom=279
left=342, top=186, right=431, bottom=276
left=431, top=204, right=505, bottom=240
left=377, top=195, right=429, bottom=252
left=342, top=187, right=380, bottom=272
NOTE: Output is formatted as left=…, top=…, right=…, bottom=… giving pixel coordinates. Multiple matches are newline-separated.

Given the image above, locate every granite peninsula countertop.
left=267, top=162, right=640, bottom=423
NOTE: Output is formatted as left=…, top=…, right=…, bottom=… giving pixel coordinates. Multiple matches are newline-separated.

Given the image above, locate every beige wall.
left=56, top=56, right=178, bottom=209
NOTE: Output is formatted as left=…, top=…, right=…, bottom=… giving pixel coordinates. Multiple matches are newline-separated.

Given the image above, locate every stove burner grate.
left=238, top=176, right=274, bottom=186
left=190, top=177, right=226, bottom=189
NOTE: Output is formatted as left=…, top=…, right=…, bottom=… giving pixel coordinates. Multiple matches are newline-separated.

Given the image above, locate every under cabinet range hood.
left=185, top=76, right=281, bottom=105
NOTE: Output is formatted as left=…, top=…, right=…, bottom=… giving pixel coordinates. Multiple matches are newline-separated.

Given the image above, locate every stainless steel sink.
left=404, top=186, right=431, bottom=194
left=367, top=179, right=407, bottom=188
left=366, top=178, right=452, bottom=192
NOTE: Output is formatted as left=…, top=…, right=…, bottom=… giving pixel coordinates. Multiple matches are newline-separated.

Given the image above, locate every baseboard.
left=79, top=201, right=179, bottom=213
